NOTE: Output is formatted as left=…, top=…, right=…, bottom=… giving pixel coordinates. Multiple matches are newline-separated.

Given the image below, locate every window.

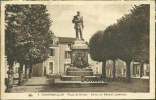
left=50, top=49, right=55, bottom=56
left=146, top=64, right=150, bottom=70
left=96, top=67, right=99, bottom=73
left=49, top=62, right=53, bottom=70
left=65, top=51, right=71, bottom=59
left=49, top=62, right=53, bottom=74
left=123, top=69, right=126, bottom=75
left=52, top=39, right=53, bottom=45
left=16, top=67, right=18, bottom=73
left=109, top=69, right=112, bottom=75
left=56, top=41, right=59, bottom=45
left=121, top=69, right=124, bottom=75
left=115, top=69, right=117, bottom=76
left=68, top=44, right=71, bottom=48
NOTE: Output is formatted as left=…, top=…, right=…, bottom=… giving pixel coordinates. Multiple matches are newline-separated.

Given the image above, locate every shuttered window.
left=50, top=49, right=55, bottom=56
left=65, top=51, right=71, bottom=59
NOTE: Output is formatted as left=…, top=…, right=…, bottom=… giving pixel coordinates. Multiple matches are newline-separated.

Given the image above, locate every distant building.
left=106, top=59, right=126, bottom=77
left=105, top=59, right=149, bottom=78
left=34, top=34, right=75, bottom=76
left=57, top=37, right=75, bottom=75
left=42, top=33, right=60, bottom=76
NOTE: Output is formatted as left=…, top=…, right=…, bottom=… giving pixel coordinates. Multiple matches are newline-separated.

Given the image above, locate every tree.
left=89, top=4, right=149, bottom=83
left=89, top=31, right=107, bottom=78
left=130, top=5, right=149, bottom=77
left=89, top=26, right=119, bottom=78
left=5, top=5, right=53, bottom=86
left=5, top=5, right=22, bottom=89
left=116, top=4, right=149, bottom=81
left=103, top=24, right=119, bottom=78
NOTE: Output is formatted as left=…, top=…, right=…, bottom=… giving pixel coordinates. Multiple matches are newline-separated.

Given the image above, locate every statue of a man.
left=72, top=11, right=84, bottom=40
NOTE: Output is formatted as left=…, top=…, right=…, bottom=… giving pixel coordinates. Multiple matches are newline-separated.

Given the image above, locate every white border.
left=1, top=1, right=155, bottom=99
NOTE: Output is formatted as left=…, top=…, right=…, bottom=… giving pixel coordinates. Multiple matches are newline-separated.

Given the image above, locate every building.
left=105, top=59, right=150, bottom=78
left=37, top=34, right=75, bottom=76
left=57, top=37, right=75, bottom=75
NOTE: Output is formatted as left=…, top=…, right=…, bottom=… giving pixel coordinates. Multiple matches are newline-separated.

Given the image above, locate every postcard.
left=1, top=0, right=155, bottom=99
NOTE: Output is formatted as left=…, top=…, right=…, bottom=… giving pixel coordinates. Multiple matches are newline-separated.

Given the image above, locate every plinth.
left=71, top=40, right=89, bottom=66
left=61, top=39, right=94, bottom=81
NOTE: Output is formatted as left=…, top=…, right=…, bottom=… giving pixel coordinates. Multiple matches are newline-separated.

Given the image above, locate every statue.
left=73, top=51, right=87, bottom=68
left=72, top=11, right=84, bottom=40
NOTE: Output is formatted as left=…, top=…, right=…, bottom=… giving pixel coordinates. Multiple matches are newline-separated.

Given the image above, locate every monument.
left=54, top=11, right=107, bottom=86
left=62, top=11, right=93, bottom=80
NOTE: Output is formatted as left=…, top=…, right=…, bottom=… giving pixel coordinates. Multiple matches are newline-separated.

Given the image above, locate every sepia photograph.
left=1, top=1, right=155, bottom=99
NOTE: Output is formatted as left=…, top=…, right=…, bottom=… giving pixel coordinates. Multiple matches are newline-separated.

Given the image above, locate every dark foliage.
left=5, top=5, right=53, bottom=65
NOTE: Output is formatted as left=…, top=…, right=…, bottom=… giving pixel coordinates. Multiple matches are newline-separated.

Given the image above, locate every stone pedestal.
left=70, top=39, right=93, bottom=75
left=71, top=40, right=89, bottom=68
left=61, top=39, right=93, bottom=81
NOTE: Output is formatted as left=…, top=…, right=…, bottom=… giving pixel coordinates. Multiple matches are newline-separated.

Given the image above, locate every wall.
left=32, top=63, right=43, bottom=76
left=43, top=47, right=59, bottom=75
left=105, top=59, right=127, bottom=77
left=59, top=43, right=71, bottom=75
left=88, top=54, right=102, bottom=75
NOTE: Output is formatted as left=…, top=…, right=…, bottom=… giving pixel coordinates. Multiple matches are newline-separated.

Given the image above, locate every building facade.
left=38, top=35, right=75, bottom=76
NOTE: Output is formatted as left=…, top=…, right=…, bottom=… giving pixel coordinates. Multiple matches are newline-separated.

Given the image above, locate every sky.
left=46, top=4, right=137, bottom=42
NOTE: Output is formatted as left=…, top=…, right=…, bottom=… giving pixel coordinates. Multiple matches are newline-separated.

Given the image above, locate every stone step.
left=66, top=71, right=93, bottom=76
left=61, top=76, right=81, bottom=81
left=61, top=75, right=99, bottom=81
left=67, top=68, right=92, bottom=71
left=53, top=79, right=108, bottom=88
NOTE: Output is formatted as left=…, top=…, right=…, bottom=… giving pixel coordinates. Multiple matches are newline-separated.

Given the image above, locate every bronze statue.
left=72, top=11, right=84, bottom=40
left=73, top=51, right=87, bottom=68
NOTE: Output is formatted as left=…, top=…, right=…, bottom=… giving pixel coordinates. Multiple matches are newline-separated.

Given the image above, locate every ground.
left=9, top=76, right=149, bottom=93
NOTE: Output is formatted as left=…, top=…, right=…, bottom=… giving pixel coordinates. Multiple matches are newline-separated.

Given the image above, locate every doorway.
left=49, top=62, right=53, bottom=74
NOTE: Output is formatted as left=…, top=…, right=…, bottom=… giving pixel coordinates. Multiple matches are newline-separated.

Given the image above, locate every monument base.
left=66, top=67, right=93, bottom=76
left=61, top=75, right=81, bottom=81
left=61, top=75, right=98, bottom=81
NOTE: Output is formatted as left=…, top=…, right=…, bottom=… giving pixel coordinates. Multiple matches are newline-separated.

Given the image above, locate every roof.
left=58, top=37, right=75, bottom=43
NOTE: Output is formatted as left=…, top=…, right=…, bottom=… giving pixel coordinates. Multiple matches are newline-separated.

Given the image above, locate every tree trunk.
left=136, top=65, right=138, bottom=76
left=102, top=59, right=106, bottom=78
left=133, top=62, right=135, bottom=76
left=126, top=61, right=131, bottom=83
left=29, top=63, right=33, bottom=78
left=25, top=63, right=28, bottom=80
left=6, top=63, right=14, bottom=92
left=113, top=59, right=116, bottom=78
left=18, top=63, right=23, bottom=86
left=140, top=63, right=143, bottom=77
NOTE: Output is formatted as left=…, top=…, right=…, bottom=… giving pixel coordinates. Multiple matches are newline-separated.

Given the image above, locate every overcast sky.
left=47, top=4, right=138, bottom=42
